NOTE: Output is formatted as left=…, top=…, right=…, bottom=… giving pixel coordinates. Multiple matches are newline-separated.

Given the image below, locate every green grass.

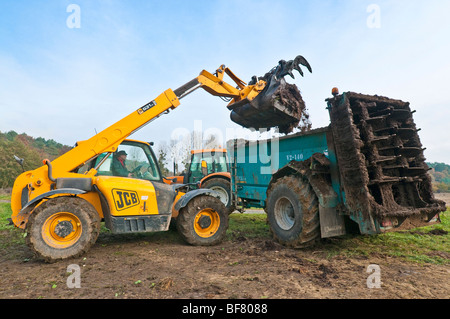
left=1, top=193, right=448, bottom=265
left=313, top=209, right=450, bottom=265
left=0, top=199, right=26, bottom=250
left=228, top=210, right=449, bottom=265
left=0, top=194, right=11, bottom=201
left=0, top=201, right=13, bottom=226
left=227, top=213, right=271, bottom=240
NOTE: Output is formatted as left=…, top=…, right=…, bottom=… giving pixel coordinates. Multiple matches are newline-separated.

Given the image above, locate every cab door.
left=89, top=140, right=176, bottom=233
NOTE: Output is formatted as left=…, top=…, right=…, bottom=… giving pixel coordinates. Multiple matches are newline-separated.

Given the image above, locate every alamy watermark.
left=66, top=4, right=81, bottom=29
left=169, top=120, right=280, bottom=175
left=366, top=264, right=382, bottom=288
left=367, top=4, right=381, bottom=29
left=66, top=264, right=81, bottom=288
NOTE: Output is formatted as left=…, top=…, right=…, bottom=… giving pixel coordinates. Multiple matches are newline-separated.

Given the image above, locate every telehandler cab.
left=10, top=56, right=311, bottom=262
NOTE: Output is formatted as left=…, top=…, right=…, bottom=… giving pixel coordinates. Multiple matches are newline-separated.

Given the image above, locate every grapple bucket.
left=228, top=55, right=312, bottom=134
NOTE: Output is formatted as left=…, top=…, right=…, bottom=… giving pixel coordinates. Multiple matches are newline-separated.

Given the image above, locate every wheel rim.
left=274, top=197, right=296, bottom=230
left=42, top=212, right=82, bottom=249
left=193, top=208, right=220, bottom=238
left=209, top=186, right=229, bottom=206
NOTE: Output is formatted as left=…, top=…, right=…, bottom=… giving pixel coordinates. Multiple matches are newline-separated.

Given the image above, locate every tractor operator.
left=112, top=150, right=132, bottom=177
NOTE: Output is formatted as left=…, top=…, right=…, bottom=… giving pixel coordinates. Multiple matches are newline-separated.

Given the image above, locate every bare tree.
left=163, top=130, right=223, bottom=174
left=204, top=133, right=222, bottom=149
left=155, top=141, right=170, bottom=176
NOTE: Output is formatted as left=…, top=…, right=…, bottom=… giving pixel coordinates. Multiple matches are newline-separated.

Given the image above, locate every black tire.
left=26, top=196, right=101, bottom=263
left=176, top=195, right=229, bottom=246
left=201, top=178, right=234, bottom=214
left=265, top=175, right=320, bottom=247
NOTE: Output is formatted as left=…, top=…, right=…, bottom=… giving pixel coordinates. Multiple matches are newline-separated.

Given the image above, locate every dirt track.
left=0, top=226, right=448, bottom=300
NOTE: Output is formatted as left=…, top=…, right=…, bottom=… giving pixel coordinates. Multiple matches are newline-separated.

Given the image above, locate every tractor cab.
left=185, top=149, right=229, bottom=184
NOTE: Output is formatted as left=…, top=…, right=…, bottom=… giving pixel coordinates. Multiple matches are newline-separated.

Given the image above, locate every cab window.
left=80, top=141, right=161, bottom=181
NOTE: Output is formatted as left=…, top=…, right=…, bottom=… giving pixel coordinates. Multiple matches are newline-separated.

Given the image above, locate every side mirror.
left=201, top=160, right=208, bottom=176
left=14, top=155, right=25, bottom=172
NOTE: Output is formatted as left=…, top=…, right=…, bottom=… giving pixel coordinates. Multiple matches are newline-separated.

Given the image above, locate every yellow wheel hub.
left=193, top=208, right=220, bottom=238
left=42, top=212, right=82, bottom=249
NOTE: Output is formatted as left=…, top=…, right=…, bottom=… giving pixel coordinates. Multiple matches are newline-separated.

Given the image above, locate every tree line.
left=0, top=130, right=219, bottom=187
left=428, top=162, right=450, bottom=193
left=0, top=131, right=72, bottom=188
left=1, top=130, right=449, bottom=193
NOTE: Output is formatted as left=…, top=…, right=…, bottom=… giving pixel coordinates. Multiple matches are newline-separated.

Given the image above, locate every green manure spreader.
left=228, top=91, right=446, bottom=247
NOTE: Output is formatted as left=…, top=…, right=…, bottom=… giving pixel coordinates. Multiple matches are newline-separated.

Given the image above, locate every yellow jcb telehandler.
left=10, top=56, right=312, bottom=262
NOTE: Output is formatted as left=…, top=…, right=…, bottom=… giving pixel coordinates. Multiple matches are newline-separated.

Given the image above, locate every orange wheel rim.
left=42, top=212, right=82, bottom=249
left=193, top=208, right=220, bottom=238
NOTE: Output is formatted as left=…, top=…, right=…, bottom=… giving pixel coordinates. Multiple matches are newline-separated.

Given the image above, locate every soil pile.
left=273, top=82, right=311, bottom=134
left=229, top=80, right=312, bottom=135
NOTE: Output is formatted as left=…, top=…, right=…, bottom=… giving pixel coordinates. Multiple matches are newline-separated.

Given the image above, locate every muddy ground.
left=0, top=219, right=448, bottom=301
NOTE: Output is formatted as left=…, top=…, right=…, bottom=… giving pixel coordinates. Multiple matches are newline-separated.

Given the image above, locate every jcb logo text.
left=112, top=189, right=140, bottom=211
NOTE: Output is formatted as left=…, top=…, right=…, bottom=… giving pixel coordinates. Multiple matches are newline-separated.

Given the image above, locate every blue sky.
left=0, top=0, right=449, bottom=163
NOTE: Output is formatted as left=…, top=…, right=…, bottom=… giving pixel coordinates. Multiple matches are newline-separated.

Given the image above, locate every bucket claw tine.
left=274, top=56, right=312, bottom=79
left=294, top=64, right=304, bottom=77
left=276, top=59, right=297, bottom=79
left=294, top=55, right=312, bottom=73
left=285, top=60, right=296, bottom=79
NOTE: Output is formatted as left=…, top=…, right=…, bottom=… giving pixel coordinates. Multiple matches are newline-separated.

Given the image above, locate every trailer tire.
left=266, top=175, right=320, bottom=247
left=176, top=195, right=228, bottom=246
left=26, top=196, right=100, bottom=263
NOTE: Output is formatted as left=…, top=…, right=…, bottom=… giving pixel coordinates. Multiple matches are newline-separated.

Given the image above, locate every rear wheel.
left=265, top=175, right=320, bottom=247
left=201, top=178, right=234, bottom=214
left=176, top=195, right=228, bottom=246
left=26, top=197, right=100, bottom=262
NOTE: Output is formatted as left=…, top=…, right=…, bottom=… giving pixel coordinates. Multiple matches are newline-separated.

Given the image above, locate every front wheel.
left=26, top=197, right=100, bottom=262
left=176, top=195, right=229, bottom=246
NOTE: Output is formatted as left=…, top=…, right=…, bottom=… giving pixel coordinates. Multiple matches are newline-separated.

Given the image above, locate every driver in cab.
left=112, top=150, right=132, bottom=177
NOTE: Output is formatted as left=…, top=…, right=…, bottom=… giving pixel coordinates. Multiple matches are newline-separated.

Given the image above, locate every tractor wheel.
left=265, top=175, right=320, bottom=247
left=26, top=196, right=100, bottom=263
left=176, top=195, right=228, bottom=246
left=201, top=178, right=234, bottom=214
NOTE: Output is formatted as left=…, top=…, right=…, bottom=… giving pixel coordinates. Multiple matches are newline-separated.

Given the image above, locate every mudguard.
left=13, top=188, right=86, bottom=228
left=173, top=188, right=222, bottom=213
left=20, top=188, right=86, bottom=212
